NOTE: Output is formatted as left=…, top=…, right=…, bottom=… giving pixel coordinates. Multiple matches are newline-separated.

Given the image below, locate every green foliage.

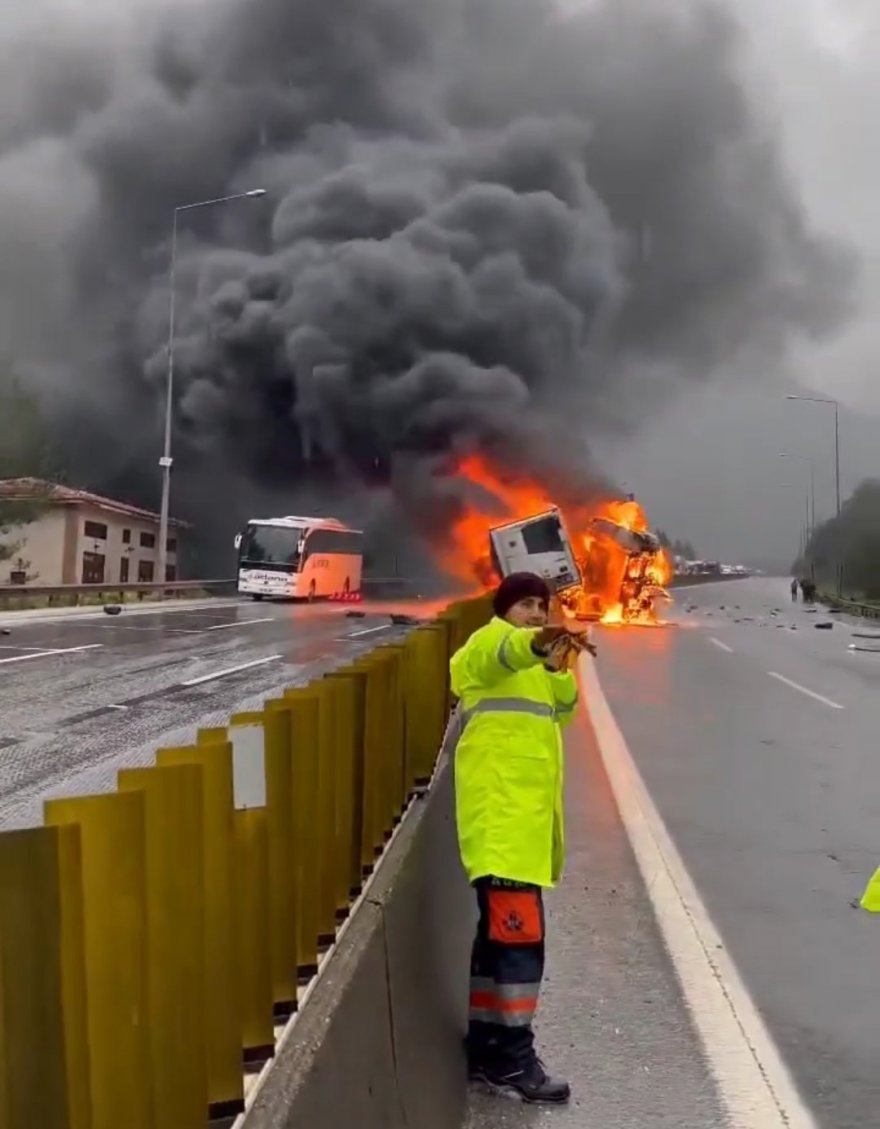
left=800, top=479, right=880, bottom=600
left=0, top=372, right=57, bottom=566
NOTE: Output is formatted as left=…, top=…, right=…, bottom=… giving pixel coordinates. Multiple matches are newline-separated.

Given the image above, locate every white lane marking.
left=0, top=643, right=104, bottom=666
left=709, top=637, right=734, bottom=653
left=0, top=645, right=59, bottom=651
left=180, top=654, right=282, bottom=687
left=579, top=654, right=819, bottom=1129
left=766, top=672, right=844, bottom=710
left=345, top=624, right=393, bottom=638
left=106, top=703, right=129, bottom=711
left=207, top=617, right=273, bottom=631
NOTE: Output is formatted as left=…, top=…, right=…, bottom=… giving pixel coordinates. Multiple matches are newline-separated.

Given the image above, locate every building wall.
left=2, top=505, right=180, bottom=586
left=76, top=506, right=179, bottom=585
left=0, top=508, right=68, bottom=585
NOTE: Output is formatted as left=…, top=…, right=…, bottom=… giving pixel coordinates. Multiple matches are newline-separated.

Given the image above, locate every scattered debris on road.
left=814, top=622, right=833, bottom=630
left=103, top=604, right=122, bottom=616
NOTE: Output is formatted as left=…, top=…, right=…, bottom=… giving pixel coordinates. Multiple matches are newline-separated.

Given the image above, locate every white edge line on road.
left=207, top=617, right=274, bottom=631
left=0, top=643, right=104, bottom=667
left=344, top=624, right=393, bottom=638
left=179, top=654, right=282, bottom=687
left=766, top=671, right=844, bottom=710
left=579, top=654, right=819, bottom=1129
left=709, top=636, right=734, bottom=653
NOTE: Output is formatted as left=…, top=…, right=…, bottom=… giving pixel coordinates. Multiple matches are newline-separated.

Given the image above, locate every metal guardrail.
left=819, top=592, right=880, bottom=619
left=0, top=578, right=237, bottom=609
left=0, top=571, right=744, bottom=611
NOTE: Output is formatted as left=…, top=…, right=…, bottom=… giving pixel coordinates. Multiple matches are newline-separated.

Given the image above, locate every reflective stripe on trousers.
left=468, top=978, right=539, bottom=1028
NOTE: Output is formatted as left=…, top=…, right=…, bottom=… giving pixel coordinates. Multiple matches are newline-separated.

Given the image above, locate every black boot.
left=463, top=1033, right=497, bottom=1081
left=476, top=1055, right=571, bottom=1104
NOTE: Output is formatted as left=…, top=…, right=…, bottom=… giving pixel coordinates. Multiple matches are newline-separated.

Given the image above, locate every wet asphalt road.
left=0, top=597, right=432, bottom=829
left=595, top=578, right=879, bottom=1129
left=466, top=578, right=877, bottom=1129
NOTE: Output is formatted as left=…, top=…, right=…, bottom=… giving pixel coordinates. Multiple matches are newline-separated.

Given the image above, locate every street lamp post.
left=778, top=481, right=810, bottom=562
left=779, top=453, right=816, bottom=536
left=157, top=189, right=266, bottom=588
left=785, top=394, right=842, bottom=594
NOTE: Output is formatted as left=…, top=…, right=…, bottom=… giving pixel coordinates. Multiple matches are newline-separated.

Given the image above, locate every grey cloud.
left=0, top=0, right=856, bottom=559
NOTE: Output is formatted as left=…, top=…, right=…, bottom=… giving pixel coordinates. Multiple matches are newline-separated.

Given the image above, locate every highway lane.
left=0, top=597, right=432, bottom=830
left=595, top=578, right=879, bottom=1129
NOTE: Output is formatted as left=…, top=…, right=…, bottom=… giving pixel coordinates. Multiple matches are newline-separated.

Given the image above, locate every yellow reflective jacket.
left=448, top=616, right=578, bottom=888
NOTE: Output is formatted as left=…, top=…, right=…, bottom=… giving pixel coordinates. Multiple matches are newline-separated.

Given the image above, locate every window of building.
left=122, top=528, right=131, bottom=545
left=137, top=560, right=155, bottom=583
left=165, top=564, right=176, bottom=582
left=82, top=552, right=106, bottom=584
left=140, top=531, right=156, bottom=549
left=84, top=520, right=108, bottom=540
left=167, top=537, right=177, bottom=553
left=119, top=557, right=130, bottom=583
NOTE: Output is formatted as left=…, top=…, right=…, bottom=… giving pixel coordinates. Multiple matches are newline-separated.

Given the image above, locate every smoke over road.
left=0, top=0, right=854, bottom=563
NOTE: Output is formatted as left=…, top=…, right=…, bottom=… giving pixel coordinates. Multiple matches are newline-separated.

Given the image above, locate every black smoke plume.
left=0, top=0, right=854, bottom=570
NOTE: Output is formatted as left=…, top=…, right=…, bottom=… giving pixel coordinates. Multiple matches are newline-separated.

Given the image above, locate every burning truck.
left=444, top=456, right=672, bottom=626
left=487, top=506, right=671, bottom=625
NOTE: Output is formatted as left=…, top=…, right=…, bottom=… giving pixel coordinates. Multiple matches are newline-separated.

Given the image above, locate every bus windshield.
left=238, top=525, right=303, bottom=569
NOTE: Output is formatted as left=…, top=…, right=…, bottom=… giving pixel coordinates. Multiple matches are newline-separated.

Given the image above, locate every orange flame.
left=442, top=454, right=672, bottom=625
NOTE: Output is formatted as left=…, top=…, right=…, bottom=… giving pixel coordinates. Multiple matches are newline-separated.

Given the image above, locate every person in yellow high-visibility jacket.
left=448, top=572, right=591, bottom=1104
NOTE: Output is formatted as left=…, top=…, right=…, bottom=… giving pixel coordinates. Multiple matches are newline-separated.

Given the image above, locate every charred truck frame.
left=488, top=506, right=670, bottom=624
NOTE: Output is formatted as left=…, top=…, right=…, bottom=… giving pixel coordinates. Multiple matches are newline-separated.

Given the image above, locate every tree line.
left=797, top=479, right=880, bottom=601
left=0, top=373, right=57, bottom=568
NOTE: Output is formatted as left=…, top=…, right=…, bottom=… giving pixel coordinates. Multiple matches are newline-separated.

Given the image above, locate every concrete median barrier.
left=242, top=758, right=473, bottom=1129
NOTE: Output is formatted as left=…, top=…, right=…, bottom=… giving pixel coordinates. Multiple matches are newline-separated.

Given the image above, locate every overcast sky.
left=597, top=0, right=880, bottom=566
left=1, top=0, right=876, bottom=572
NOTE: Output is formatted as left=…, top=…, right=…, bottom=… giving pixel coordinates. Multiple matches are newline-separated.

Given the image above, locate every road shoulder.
left=464, top=671, right=730, bottom=1128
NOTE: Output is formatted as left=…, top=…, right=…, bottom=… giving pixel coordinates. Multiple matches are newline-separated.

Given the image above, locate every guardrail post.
left=322, top=672, right=360, bottom=920
left=233, top=807, right=275, bottom=1068
left=156, top=738, right=245, bottom=1122
left=199, top=731, right=275, bottom=1065
left=44, top=791, right=152, bottom=1129
left=261, top=706, right=299, bottom=1020
left=117, top=763, right=207, bottom=1129
left=230, top=710, right=297, bottom=1020
left=282, top=689, right=321, bottom=981
left=0, top=825, right=90, bottom=1129
left=326, top=668, right=367, bottom=901
left=312, top=683, right=340, bottom=949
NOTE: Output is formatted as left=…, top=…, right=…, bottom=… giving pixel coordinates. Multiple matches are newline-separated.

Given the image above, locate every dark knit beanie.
left=492, top=572, right=551, bottom=619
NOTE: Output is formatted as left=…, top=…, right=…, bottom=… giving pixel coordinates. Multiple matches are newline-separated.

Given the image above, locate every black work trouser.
left=466, top=876, right=545, bottom=1070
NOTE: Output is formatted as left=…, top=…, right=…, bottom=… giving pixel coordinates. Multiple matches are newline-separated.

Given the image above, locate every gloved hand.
left=530, top=625, right=575, bottom=656
left=533, top=625, right=597, bottom=667
left=546, top=631, right=597, bottom=670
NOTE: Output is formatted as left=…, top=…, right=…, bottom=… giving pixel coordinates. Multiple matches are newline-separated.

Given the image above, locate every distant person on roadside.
left=447, top=572, right=592, bottom=1104
left=791, top=578, right=798, bottom=601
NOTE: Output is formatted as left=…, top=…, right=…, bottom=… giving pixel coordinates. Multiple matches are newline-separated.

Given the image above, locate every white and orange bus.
left=234, top=515, right=364, bottom=601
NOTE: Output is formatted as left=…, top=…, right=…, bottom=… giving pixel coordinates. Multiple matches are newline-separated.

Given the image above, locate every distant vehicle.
left=234, top=516, right=364, bottom=601
left=488, top=508, right=581, bottom=593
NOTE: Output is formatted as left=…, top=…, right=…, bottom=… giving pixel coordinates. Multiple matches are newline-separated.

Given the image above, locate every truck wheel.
left=252, top=594, right=263, bottom=602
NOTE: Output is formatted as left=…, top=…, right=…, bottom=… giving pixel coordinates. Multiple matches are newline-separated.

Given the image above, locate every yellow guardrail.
left=0, top=594, right=492, bottom=1129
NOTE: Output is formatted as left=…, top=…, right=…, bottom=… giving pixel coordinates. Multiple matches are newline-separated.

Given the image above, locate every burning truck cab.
left=488, top=508, right=581, bottom=595
left=574, top=517, right=671, bottom=624
left=487, top=504, right=671, bottom=626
